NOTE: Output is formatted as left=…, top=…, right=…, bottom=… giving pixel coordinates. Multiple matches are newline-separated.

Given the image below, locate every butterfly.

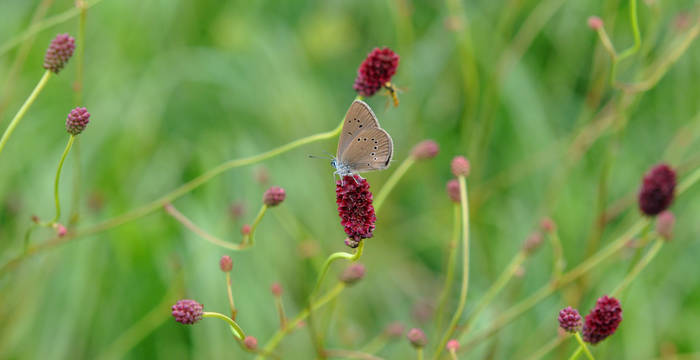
left=331, top=100, right=394, bottom=178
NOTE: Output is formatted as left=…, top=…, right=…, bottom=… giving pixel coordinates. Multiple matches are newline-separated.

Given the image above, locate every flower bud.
left=219, top=255, right=233, bottom=272
left=407, top=328, right=427, bottom=348
left=451, top=156, right=470, bottom=177
left=270, top=282, right=283, bottom=297
left=411, top=140, right=439, bottom=160
left=263, top=186, right=286, bottom=206
left=446, top=179, right=461, bottom=203
left=656, top=210, right=675, bottom=241
left=171, top=299, right=203, bottom=325
left=446, top=339, right=460, bottom=352
left=43, top=33, right=75, bottom=73
left=588, top=16, right=603, bottom=30
left=66, top=107, right=90, bottom=135
left=340, top=263, right=366, bottom=285
left=244, top=336, right=258, bottom=350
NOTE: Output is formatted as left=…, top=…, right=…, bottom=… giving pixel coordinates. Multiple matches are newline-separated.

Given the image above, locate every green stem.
left=459, top=218, right=648, bottom=349
left=163, top=203, right=250, bottom=250
left=257, top=283, right=346, bottom=359
left=70, top=0, right=87, bottom=226
left=574, top=333, right=595, bottom=360
left=617, top=0, right=641, bottom=61
left=612, top=238, right=663, bottom=296
left=373, top=156, right=415, bottom=212
left=417, top=348, right=424, bottom=360
left=226, top=272, right=237, bottom=320
left=47, top=135, right=75, bottom=224
left=246, top=204, right=268, bottom=246
left=568, top=347, right=583, bottom=360
left=462, top=251, right=527, bottom=334
left=433, top=176, right=470, bottom=359
left=434, top=204, right=461, bottom=333
left=202, top=312, right=246, bottom=339
left=524, top=335, right=567, bottom=360
left=548, top=229, right=565, bottom=280
left=0, top=70, right=52, bottom=157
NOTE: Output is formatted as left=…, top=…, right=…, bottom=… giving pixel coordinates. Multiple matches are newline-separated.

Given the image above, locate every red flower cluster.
left=172, top=299, right=203, bottom=325
left=558, top=306, right=582, bottom=333
left=336, top=175, right=376, bottom=248
left=638, top=164, right=676, bottom=216
left=582, top=295, right=623, bottom=344
left=66, top=107, right=90, bottom=135
left=353, top=47, right=400, bottom=97
left=43, top=33, right=75, bottom=74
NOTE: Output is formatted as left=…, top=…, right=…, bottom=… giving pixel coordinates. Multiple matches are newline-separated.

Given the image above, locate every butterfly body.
left=332, top=100, right=393, bottom=178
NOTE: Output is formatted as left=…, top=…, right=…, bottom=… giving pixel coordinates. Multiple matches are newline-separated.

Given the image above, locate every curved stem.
left=246, top=204, right=268, bottom=246
left=226, top=272, right=237, bottom=320
left=0, top=70, right=52, bottom=157
left=433, top=176, right=470, bottom=359
left=462, top=250, right=527, bottom=334
left=202, top=312, right=246, bottom=339
left=0, top=0, right=105, bottom=56
left=574, top=333, right=595, bottom=360
left=257, top=283, right=346, bottom=359
left=617, top=0, right=641, bottom=61
left=163, top=203, right=249, bottom=250
left=310, top=242, right=364, bottom=300
left=612, top=238, right=663, bottom=296
left=373, top=156, right=415, bottom=212
left=434, top=204, right=461, bottom=333
left=47, top=135, right=75, bottom=224
left=568, top=347, right=583, bottom=360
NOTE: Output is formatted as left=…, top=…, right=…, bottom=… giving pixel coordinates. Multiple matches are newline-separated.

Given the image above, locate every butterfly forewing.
left=339, top=128, right=393, bottom=173
left=337, top=100, right=380, bottom=157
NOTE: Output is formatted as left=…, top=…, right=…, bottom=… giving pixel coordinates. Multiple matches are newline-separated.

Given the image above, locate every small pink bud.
left=523, top=232, right=543, bottom=254
left=243, top=336, right=258, bottom=350
left=219, top=255, right=233, bottom=272
left=656, top=210, right=675, bottom=241
left=407, top=328, right=427, bottom=348
left=446, top=179, right=461, bottom=203
left=55, top=224, right=67, bottom=237
left=451, top=156, right=470, bottom=177
left=446, top=339, right=460, bottom=352
left=384, top=322, right=405, bottom=338
left=241, top=224, right=251, bottom=235
left=411, top=140, right=440, bottom=160
left=263, top=186, right=286, bottom=206
left=588, top=16, right=603, bottom=30
left=540, top=217, right=556, bottom=233
left=270, top=282, right=283, bottom=297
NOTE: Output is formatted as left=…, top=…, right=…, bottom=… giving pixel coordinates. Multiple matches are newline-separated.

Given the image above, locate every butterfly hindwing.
left=337, top=100, right=380, bottom=158
left=339, top=127, right=393, bottom=173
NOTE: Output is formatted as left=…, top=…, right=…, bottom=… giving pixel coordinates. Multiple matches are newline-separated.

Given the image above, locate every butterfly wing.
left=337, top=100, right=380, bottom=157
left=339, top=128, right=393, bottom=173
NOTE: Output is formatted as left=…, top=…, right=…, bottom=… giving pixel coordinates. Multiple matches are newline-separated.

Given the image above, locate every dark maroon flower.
left=219, top=255, right=232, bottom=272
left=263, top=186, right=286, bottom=206
left=407, top=328, right=427, bottom=348
left=558, top=306, right=582, bottom=333
left=638, top=164, right=676, bottom=216
left=43, top=33, right=75, bottom=73
left=353, top=47, right=400, bottom=97
left=66, top=107, right=90, bottom=135
left=582, top=295, right=623, bottom=344
left=336, top=175, right=376, bottom=248
left=446, top=179, right=461, bottom=203
left=244, top=336, right=258, bottom=350
left=172, top=299, right=203, bottom=325
left=451, top=156, right=470, bottom=177
left=411, top=140, right=440, bottom=160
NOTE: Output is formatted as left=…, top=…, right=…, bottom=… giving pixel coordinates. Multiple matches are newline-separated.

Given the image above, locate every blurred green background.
left=0, top=0, right=699, bottom=359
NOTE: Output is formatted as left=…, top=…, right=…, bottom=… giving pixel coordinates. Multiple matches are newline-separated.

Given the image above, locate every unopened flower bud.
left=219, top=255, right=232, bottom=272
left=451, top=156, right=470, bottom=177
left=407, top=328, right=427, bottom=348
left=588, top=16, right=603, bottom=30
left=411, top=140, right=439, bottom=160
left=244, top=336, right=258, bottom=350
left=656, top=210, right=675, bottom=241
left=340, top=263, right=366, bottom=285
left=263, top=186, right=286, bottom=206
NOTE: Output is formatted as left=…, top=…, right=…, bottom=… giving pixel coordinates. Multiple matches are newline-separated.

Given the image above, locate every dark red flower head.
left=638, top=164, right=676, bottom=216
left=336, top=175, right=376, bottom=248
left=353, top=47, right=400, bottom=97
left=263, top=186, right=286, bottom=206
left=172, top=299, right=203, bottom=325
left=66, top=107, right=90, bottom=135
left=582, top=295, right=622, bottom=344
left=43, top=33, right=75, bottom=73
left=558, top=306, right=582, bottom=333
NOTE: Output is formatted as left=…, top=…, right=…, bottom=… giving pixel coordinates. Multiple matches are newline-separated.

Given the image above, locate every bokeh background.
left=0, top=0, right=699, bottom=359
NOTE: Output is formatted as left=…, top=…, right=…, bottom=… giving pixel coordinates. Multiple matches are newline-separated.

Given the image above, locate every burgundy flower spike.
left=582, top=295, right=623, bottom=344
left=336, top=175, right=376, bottom=248
left=43, top=33, right=75, bottom=74
left=172, top=299, right=203, bottom=325
left=353, top=47, right=400, bottom=97
left=558, top=306, right=582, bottom=333
left=638, top=164, right=676, bottom=216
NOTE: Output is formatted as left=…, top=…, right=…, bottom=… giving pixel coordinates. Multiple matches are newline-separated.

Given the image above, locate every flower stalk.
left=0, top=70, right=52, bottom=157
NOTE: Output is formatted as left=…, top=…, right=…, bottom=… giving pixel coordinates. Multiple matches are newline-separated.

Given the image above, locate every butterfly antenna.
left=308, top=154, right=332, bottom=160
